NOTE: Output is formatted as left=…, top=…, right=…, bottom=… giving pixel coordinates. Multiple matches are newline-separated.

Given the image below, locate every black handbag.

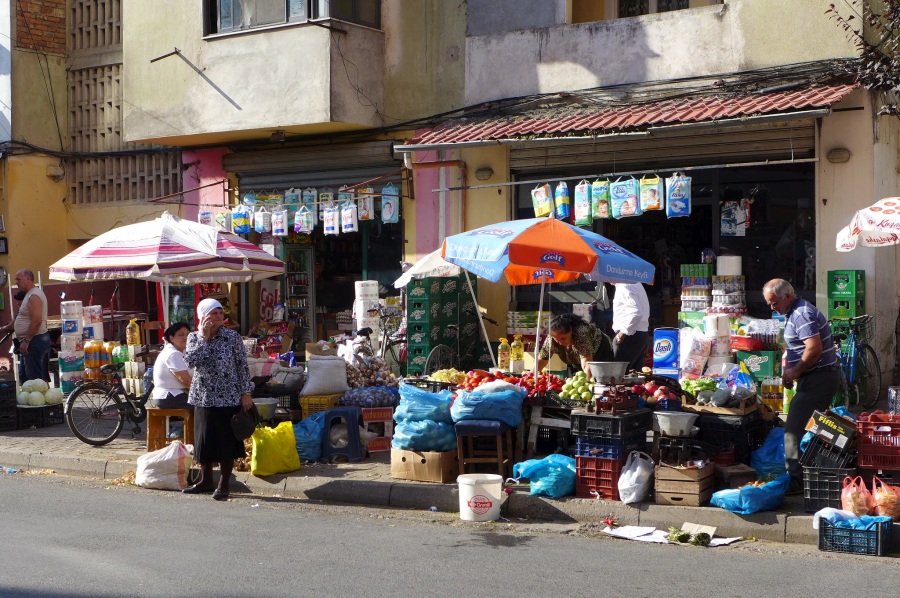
left=231, top=403, right=260, bottom=441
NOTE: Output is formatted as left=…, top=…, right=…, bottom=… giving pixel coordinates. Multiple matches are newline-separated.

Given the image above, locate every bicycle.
left=831, top=314, right=882, bottom=409
left=356, top=305, right=407, bottom=375
left=424, top=314, right=498, bottom=375
left=64, top=362, right=153, bottom=446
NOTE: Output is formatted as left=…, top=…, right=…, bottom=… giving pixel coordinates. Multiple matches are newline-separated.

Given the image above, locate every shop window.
left=206, top=0, right=380, bottom=35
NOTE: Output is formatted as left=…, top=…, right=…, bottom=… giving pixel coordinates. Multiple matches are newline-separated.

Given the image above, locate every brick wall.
left=16, top=0, right=66, bottom=55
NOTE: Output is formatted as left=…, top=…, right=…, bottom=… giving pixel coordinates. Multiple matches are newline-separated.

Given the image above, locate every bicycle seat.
left=100, top=362, right=125, bottom=375
left=357, top=327, right=374, bottom=337
left=833, top=332, right=848, bottom=343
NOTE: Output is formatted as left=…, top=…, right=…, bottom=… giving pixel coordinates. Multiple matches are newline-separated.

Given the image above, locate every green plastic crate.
left=827, top=270, right=865, bottom=299
left=827, top=298, right=865, bottom=320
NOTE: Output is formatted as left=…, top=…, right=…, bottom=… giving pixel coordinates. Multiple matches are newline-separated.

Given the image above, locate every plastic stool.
left=455, top=419, right=515, bottom=478
left=321, top=406, right=365, bottom=463
left=146, top=408, right=194, bottom=452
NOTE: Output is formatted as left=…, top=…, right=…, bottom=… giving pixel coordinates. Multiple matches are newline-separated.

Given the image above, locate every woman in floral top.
left=182, top=298, right=253, bottom=501
left=537, top=313, right=613, bottom=379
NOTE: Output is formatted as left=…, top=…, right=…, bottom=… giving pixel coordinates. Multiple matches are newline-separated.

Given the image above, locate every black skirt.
left=193, top=405, right=246, bottom=464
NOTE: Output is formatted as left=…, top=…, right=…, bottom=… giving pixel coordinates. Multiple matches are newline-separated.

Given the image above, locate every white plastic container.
left=457, top=474, right=503, bottom=522
left=654, top=412, right=699, bottom=437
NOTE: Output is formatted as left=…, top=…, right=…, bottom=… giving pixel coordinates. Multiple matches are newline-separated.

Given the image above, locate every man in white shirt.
left=611, top=282, right=650, bottom=372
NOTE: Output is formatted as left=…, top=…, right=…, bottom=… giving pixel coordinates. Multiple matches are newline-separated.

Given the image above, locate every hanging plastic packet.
left=554, top=181, right=571, bottom=220
left=341, top=202, right=359, bottom=233
left=609, top=177, right=642, bottom=219
left=214, top=210, right=232, bottom=232
left=318, top=189, right=334, bottom=222
left=357, top=187, right=374, bottom=221
left=254, top=206, right=271, bottom=233
left=284, top=188, right=300, bottom=206
left=323, top=206, right=339, bottom=235
left=665, top=173, right=692, bottom=218
left=338, top=188, right=354, bottom=212
left=241, top=191, right=257, bottom=206
left=591, top=180, right=610, bottom=219
left=301, top=188, right=318, bottom=224
left=574, top=180, right=591, bottom=225
left=198, top=207, right=215, bottom=227
left=381, top=183, right=400, bottom=223
left=294, top=205, right=314, bottom=233
left=272, top=207, right=288, bottom=236
left=531, top=183, right=552, bottom=217
left=232, top=205, right=252, bottom=234
left=639, top=175, right=663, bottom=211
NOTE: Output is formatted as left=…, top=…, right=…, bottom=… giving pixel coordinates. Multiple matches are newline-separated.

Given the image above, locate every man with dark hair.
left=762, top=278, right=839, bottom=493
left=0, top=270, right=51, bottom=383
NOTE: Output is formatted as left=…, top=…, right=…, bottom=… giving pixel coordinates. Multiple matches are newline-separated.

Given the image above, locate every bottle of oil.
left=125, top=319, right=141, bottom=346
left=510, top=335, right=524, bottom=361
left=498, top=337, right=511, bottom=370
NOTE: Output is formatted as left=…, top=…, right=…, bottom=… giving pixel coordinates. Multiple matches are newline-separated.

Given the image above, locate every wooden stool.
left=146, top=408, right=194, bottom=452
left=455, top=419, right=515, bottom=479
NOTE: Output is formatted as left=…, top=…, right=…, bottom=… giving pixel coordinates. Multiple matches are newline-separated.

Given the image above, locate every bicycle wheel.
left=65, top=383, right=126, bottom=446
left=831, top=364, right=853, bottom=410
left=385, top=340, right=407, bottom=377
left=856, top=343, right=883, bottom=408
left=424, top=344, right=457, bottom=375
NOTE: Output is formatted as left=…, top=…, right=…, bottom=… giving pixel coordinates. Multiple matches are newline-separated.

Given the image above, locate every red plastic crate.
left=575, top=456, right=625, bottom=500
left=856, top=412, right=900, bottom=468
left=858, top=443, right=900, bottom=468
left=857, top=411, right=900, bottom=438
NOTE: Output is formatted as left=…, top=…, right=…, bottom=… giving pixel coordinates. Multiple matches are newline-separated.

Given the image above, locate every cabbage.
left=21, top=380, right=35, bottom=393
left=30, top=379, right=49, bottom=393
left=45, top=388, right=64, bottom=404
left=28, top=391, right=46, bottom=406
left=17, top=391, right=30, bottom=405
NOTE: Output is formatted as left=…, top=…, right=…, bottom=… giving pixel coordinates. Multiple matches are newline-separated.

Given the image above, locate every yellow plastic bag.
left=250, top=421, right=301, bottom=477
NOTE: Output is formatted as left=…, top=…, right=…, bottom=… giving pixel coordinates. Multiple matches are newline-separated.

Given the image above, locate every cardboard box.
left=806, top=410, right=858, bottom=450
left=363, top=407, right=394, bottom=453
left=736, top=350, right=781, bottom=382
left=391, top=449, right=459, bottom=483
left=715, top=463, right=758, bottom=489
left=306, top=342, right=338, bottom=357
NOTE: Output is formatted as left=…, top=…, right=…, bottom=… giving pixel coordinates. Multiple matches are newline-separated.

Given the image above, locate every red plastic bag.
left=841, top=476, right=874, bottom=516
left=872, top=476, right=900, bottom=521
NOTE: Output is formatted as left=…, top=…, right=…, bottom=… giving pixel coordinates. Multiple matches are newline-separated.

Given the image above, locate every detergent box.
left=652, top=327, right=679, bottom=378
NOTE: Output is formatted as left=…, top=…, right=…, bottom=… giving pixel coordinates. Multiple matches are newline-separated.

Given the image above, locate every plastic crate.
left=569, top=408, right=653, bottom=438
left=859, top=468, right=900, bottom=489
left=857, top=442, right=900, bottom=469
left=819, top=519, right=892, bottom=556
left=17, top=405, right=44, bottom=429
left=400, top=378, right=457, bottom=393
left=697, top=413, right=765, bottom=465
left=0, top=410, right=16, bottom=432
left=535, top=426, right=572, bottom=455
left=575, top=456, right=625, bottom=500
left=803, top=467, right=857, bottom=513
left=575, top=430, right=646, bottom=458
left=800, top=436, right=858, bottom=469
left=42, top=403, right=64, bottom=426
left=299, top=394, right=343, bottom=417
left=252, top=387, right=300, bottom=410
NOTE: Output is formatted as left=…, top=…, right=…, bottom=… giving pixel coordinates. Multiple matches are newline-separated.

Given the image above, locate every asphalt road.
left=2, top=473, right=899, bottom=598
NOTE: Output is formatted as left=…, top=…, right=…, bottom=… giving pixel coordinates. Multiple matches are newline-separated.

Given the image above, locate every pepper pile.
left=514, top=371, right=565, bottom=396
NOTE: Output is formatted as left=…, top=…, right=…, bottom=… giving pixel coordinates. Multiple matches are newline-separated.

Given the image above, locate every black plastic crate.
left=0, top=381, right=16, bottom=403
left=575, top=430, right=646, bottom=458
left=536, top=426, right=573, bottom=456
left=819, top=519, right=893, bottom=556
left=859, top=468, right=900, bottom=490
left=569, top=408, right=652, bottom=438
left=0, top=411, right=16, bottom=432
left=252, top=387, right=300, bottom=409
left=803, top=467, right=856, bottom=513
left=17, top=406, right=43, bottom=429
left=42, top=403, right=64, bottom=426
left=697, top=414, right=765, bottom=465
left=801, top=436, right=857, bottom=469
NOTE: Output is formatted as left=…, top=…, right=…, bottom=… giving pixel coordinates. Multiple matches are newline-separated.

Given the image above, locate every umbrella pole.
left=162, top=282, right=171, bottom=328
left=464, top=270, right=496, bottom=368
left=533, top=279, right=546, bottom=376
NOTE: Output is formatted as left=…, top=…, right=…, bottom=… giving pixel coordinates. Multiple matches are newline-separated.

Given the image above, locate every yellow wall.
left=11, top=50, right=67, bottom=150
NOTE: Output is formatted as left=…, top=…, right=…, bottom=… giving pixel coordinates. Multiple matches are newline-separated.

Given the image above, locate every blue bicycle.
left=831, top=315, right=881, bottom=409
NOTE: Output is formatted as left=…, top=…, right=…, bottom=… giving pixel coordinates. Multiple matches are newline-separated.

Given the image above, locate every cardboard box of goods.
left=805, top=410, right=857, bottom=450
left=391, top=449, right=459, bottom=483
left=736, top=350, right=781, bottom=382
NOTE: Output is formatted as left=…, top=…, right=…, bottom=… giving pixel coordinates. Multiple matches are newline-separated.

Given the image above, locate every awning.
left=398, top=83, right=857, bottom=152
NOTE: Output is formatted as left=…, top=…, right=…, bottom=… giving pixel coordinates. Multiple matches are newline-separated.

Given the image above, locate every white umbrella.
left=836, top=197, right=900, bottom=251
left=392, top=248, right=461, bottom=289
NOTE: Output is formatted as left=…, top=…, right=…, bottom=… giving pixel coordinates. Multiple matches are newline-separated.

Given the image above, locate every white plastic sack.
left=618, top=451, right=654, bottom=505
left=301, top=355, right=350, bottom=395
left=135, top=440, right=193, bottom=491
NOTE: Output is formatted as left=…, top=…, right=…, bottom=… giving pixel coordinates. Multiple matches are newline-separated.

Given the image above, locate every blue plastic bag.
left=450, top=387, right=525, bottom=427
left=293, top=411, right=326, bottom=462
left=710, top=473, right=790, bottom=515
left=391, top=419, right=457, bottom=452
left=395, top=383, right=454, bottom=423
left=751, top=428, right=786, bottom=477
left=512, top=454, right=576, bottom=499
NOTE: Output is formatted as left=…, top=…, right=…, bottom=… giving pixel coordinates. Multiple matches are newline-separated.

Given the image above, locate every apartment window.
left=208, top=0, right=380, bottom=34
left=618, top=0, right=692, bottom=18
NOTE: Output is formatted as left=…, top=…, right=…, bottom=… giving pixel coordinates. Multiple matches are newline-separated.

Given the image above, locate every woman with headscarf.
left=182, top=298, right=253, bottom=501
left=536, top=313, right=614, bottom=379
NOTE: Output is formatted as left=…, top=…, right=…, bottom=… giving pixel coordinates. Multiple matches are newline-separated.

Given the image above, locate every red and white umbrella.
left=49, top=211, right=284, bottom=323
left=836, top=197, right=900, bottom=251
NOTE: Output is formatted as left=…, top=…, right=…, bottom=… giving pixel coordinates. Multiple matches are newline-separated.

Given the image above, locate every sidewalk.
left=0, top=423, right=850, bottom=547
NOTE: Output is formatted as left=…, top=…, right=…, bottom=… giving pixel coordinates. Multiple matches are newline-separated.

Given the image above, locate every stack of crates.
left=697, top=411, right=766, bottom=465
left=856, top=411, right=900, bottom=490
left=827, top=269, right=865, bottom=322
left=569, top=408, right=653, bottom=500
left=0, top=381, right=16, bottom=432
left=405, top=275, right=477, bottom=375
left=801, top=410, right=859, bottom=513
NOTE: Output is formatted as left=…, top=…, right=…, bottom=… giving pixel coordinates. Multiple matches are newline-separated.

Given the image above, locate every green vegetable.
left=667, top=527, right=691, bottom=543
left=690, top=532, right=711, bottom=547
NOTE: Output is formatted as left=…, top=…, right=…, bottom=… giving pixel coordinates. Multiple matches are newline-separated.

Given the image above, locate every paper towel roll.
left=82, top=305, right=103, bottom=323
left=60, top=300, right=83, bottom=317
left=82, top=323, right=104, bottom=340
left=706, top=355, right=734, bottom=376
left=59, top=370, right=84, bottom=394
left=62, top=319, right=82, bottom=336
left=58, top=351, right=85, bottom=372
left=60, top=335, right=84, bottom=352
left=703, top=315, right=731, bottom=338
left=354, top=281, right=379, bottom=298
left=717, top=255, right=742, bottom=276
left=708, top=335, right=732, bottom=357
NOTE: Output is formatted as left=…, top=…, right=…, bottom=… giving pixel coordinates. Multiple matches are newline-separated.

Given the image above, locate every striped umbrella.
left=49, top=211, right=284, bottom=323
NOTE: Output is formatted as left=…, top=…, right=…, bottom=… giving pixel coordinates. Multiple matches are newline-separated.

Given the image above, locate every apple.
left=631, top=384, right=644, bottom=395
left=644, top=382, right=659, bottom=395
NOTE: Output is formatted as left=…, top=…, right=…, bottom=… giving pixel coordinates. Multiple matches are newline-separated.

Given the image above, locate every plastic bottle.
left=510, top=335, right=525, bottom=361
left=783, top=386, right=795, bottom=414
left=125, top=319, right=141, bottom=346
left=84, top=340, right=100, bottom=369
left=498, top=337, right=511, bottom=370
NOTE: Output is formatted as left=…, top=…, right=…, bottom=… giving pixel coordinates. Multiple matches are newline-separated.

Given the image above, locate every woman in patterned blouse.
left=537, top=313, right=613, bottom=379
left=182, top=298, right=253, bottom=501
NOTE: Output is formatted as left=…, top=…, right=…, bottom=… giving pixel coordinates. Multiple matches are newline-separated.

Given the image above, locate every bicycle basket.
left=850, top=315, right=875, bottom=344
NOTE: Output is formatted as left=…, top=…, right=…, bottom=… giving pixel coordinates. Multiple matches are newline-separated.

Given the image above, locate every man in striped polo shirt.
left=762, top=279, right=840, bottom=492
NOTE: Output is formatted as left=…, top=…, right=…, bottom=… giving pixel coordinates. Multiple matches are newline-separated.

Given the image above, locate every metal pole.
left=463, top=270, right=496, bottom=368
left=533, top=279, right=546, bottom=376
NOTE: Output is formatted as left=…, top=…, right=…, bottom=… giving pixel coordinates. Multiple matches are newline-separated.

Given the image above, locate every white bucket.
left=457, top=474, right=503, bottom=522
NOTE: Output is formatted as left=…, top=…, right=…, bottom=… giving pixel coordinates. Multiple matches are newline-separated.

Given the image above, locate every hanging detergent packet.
left=381, top=183, right=400, bottom=223
left=591, top=179, right=610, bottom=219
left=639, top=175, right=663, bottom=211
left=357, top=186, right=374, bottom=221
left=574, top=180, right=591, bottom=225
left=301, top=188, right=318, bottom=224
left=241, top=191, right=257, bottom=206
left=232, top=204, right=252, bottom=234
left=609, top=178, right=642, bottom=219
left=254, top=206, right=271, bottom=233
left=214, top=210, right=232, bottom=232
left=554, top=181, right=571, bottom=220
left=284, top=188, right=300, bottom=206
left=666, top=173, right=692, bottom=218
left=271, top=208, right=288, bottom=237
left=294, top=205, right=314, bottom=233
left=198, top=208, right=215, bottom=227
left=323, top=206, right=339, bottom=235
left=531, top=183, right=552, bottom=217
left=318, top=189, right=334, bottom=222
left=341, top=202, right=359, bottom=233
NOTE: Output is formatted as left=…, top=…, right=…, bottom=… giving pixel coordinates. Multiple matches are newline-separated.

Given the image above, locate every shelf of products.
left=283, top=245, right=315, bottom=349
